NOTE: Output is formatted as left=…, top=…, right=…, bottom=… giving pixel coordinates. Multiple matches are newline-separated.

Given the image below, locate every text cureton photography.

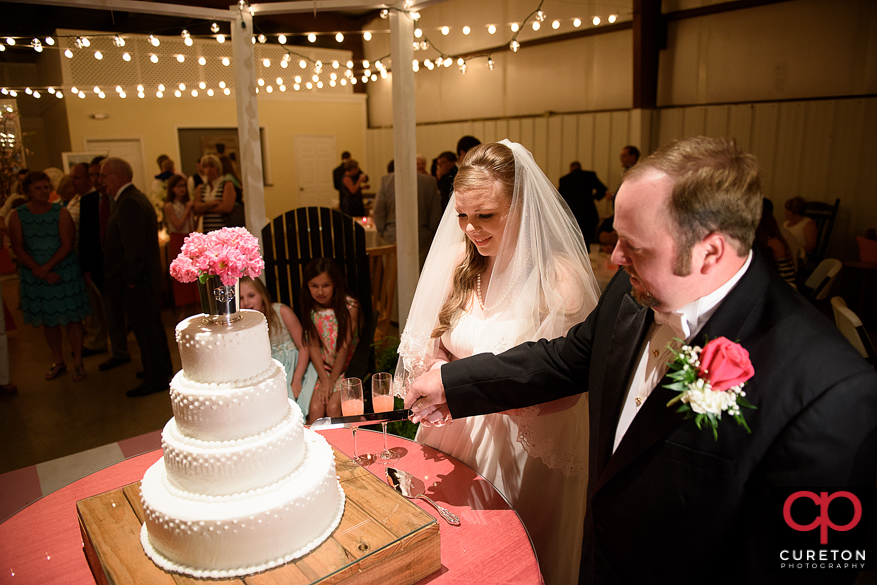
left=771, top=488, right=874, bottom=572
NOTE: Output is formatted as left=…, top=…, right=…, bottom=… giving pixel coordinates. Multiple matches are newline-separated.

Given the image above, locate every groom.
left=407, top=136, right=877, bottom=584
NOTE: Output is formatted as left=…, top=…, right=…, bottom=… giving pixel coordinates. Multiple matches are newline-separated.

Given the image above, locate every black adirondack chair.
left=262, top=207, right=375, bottom=379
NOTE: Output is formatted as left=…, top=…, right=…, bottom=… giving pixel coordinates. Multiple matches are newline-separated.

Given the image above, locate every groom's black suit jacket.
left=442, top=250, right=877, bottom=584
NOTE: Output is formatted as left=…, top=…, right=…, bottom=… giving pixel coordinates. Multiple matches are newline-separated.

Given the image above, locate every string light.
left=263, top=58, right=270, bottom=67
left=148, top=35, right=159, bottom=47
left=441, top=26, right=450, bottom=35
left=573, top=18, right=582, bottom=27
left=380, top=9, right=389, bottom=19
left=363, top=32, right=372, bottom=41
left=158, top=84, right=165, bottom=91
left=122, top=52, right=131, bottom=61
left=462, top=26, right=471, bottom=35
left=211, top=23, right=220, bottom=33
left=258, top=34, right=267, bottom=43
left=5, top=38, right=13, bottom=46
left=488, top=25, right=497, bottom=34
left=592, top=16, right=601, bottom=25
left=552, top=20, right=560, bottom=29
left=32, top=39, right=42, bottom=52
left=198, top=56, right=206, bottom=65
left=608, top=14, right=618, bottom=23
left=199, top=82, right=206, bottom=89
left=45, top=37, right=54, bottom=46
left=150, top=54, right=158, bottom=63
left=510, top=23, right=519, bottom=32
left=217, top=34, right=225, bottom=43
left=113, top=35, right=125, bottom=47
left=532, top=21, right=540, bottom=31
left=336, top=33, right=344, bottom=42
left=307, top=33, right=316, bottom=43
left=222, top=57, right=230, bottom=66
left=510, top=40, right=520, bottom=52
left=176, top=54, right=185, bottom=63
left=278, top=34, right=287, bottom=44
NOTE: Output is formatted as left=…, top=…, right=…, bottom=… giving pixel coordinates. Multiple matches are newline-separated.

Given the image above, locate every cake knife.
left=309, top=409, right=413, bottom=430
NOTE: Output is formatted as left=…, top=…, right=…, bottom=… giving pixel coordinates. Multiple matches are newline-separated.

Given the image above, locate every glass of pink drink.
left=341, top=378, right=373, bottom=466
left=371, top=372, right=397, bottom=461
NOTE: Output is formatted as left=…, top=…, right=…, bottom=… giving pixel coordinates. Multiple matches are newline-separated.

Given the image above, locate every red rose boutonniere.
left=665, top=337, right=757, bottom=440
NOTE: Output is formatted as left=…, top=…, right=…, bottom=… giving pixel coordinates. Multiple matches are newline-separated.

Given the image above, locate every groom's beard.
left=626, top=268, right=660, bottom=308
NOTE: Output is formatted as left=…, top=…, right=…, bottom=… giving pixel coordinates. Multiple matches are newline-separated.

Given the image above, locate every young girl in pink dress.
left=300, top=258, right=360, bottom=420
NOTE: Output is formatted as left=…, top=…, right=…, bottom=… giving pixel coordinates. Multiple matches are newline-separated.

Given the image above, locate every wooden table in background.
left=1, top=429, right=542, bottom=585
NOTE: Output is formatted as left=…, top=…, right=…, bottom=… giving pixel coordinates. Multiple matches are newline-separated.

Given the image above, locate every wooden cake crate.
left=76, top=448, right=440, bottom=585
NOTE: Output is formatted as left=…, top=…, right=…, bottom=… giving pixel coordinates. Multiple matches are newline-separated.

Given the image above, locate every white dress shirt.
left=612, top=251, right=753, bottom=452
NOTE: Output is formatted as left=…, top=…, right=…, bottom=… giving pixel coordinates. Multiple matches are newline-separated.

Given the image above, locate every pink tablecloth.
left=0, top=428, right=542, bottom=585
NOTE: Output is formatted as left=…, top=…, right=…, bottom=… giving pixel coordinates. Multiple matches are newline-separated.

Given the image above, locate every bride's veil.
left=395, top=139, right=601, bottom=476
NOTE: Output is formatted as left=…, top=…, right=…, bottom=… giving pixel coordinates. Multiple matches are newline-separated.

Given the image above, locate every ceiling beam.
left=4, top=0, right=236, bottom=21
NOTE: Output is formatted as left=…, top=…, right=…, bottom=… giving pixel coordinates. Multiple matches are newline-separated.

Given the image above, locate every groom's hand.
left=405, top=369, right=451, bottom=425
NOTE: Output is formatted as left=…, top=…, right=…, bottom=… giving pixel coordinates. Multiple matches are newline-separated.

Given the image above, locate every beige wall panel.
left=592, top=113, right=612, bottom=182
left=748, top=103, right=779, bottom=197
left=659, top=0, right=877, bottom=106
left=560, top=114, right=579, bottom=175
left=728, top=105, right=754, bottom=150
left=656, top=108, right=684, bottom=148
left=578, top=114, right=596, bottom=173
left=682, top=107, right=707, bottom=138
left=704, top=106, right=730, bottom=138
left=532, top=117, right=549, bottom=172
left=773, top=101, right=808, bottom=201
left=547, top=116, right=565, bottom=184
left=798, top=101, right=835, bottom=203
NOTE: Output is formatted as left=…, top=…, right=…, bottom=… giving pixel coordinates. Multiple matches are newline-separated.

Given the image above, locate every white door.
left=293, top=135, right=337, bottom=208
left=84, top=138, right=147, bottom=194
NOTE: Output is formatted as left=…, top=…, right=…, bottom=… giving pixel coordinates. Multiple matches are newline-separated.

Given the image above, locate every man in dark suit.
left=100, top=157, right=173, bottom=397
left=332, top=150, right=350, bottom=206
left=558, top=161, right=609, bottom=248
left=407, top=136, right=877, bottom=584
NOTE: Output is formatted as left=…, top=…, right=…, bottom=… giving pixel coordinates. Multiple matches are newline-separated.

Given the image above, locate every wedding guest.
left=193, top=154, right=236, bottom=232
left=407, top=136, right=877, bottom=584
left=396, top=141, right=600, bottom=584
left=435, top=151, right=457, bottom=211
left=783, top=196, right=817, bottom=259
left=301, top=257, right=361, bottom=421
left=756, top=199, right=796, bottom=286
left=332, top=151, right=351, bottom=202
left=558, top=161, right=610, bottom=248
left=0, top=276, right=15, bottom=394
left=8, top=170, right=90, bottom=382
left=163, top=175, right=199, bottom=316
left=100, top=157, right=173, bottom=397
left=239, top=276, right=318, bottom=417
left=339, top=159, right=368, bottom=217
left=620, top=144, right=639, bottom=175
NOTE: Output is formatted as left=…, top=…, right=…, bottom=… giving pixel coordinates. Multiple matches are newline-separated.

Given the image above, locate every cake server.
left=386, top=467, right=461, bottom=526
left=310, top=409, right=413, bottom=430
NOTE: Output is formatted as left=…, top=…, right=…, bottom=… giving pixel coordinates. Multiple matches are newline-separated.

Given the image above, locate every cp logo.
left=783, top=491, right=862, bottom=545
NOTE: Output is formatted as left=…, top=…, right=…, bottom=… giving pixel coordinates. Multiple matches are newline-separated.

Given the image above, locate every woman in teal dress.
left=8, top=170, right=91, bottom=381
left=239, top=277, right=318, bottom=417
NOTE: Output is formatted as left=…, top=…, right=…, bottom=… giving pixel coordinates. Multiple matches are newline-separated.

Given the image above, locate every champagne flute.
left=371, top=372, right=397, bottom=460
left=341, top=378, right=373, bottom=466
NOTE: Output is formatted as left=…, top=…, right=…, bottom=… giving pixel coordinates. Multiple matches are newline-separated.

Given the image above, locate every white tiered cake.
left=139, top=309, right=345, bottom=579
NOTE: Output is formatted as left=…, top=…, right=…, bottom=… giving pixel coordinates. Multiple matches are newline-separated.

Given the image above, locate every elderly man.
left=408, top=136, right=877, bottom=584
left=100, top=157, right=173, bottom=397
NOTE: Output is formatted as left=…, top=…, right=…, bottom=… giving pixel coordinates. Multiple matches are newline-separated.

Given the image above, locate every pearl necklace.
left=476, top=273, right=511, bottom=312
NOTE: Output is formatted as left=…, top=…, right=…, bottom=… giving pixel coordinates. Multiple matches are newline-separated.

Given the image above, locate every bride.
left=396, top=141, right=601, bottom=584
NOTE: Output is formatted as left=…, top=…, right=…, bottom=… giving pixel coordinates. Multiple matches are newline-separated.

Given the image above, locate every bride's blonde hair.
left=431, top=142, right=516, bottom=339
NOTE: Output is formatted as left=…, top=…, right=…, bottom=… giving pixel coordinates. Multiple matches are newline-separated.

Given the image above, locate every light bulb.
left=150, top=54, right=158, bottom=63
left=211, top=23, right=220, bottom=33
left=363, top=32, right=372, bottom=41
left=198, top=56, right=206, bottom=65
left=330, top=72, right=337, bottom=80
left=56, top=91, right=63, bottom=98
left=592, top=16, right=601, bottom=25
left=510, top=40, right=520, bottom=52
left=414, top=28, right=422, bottom=38
left=191, top=89, right=198, bottom=97
left=425, top=60, right=434, bottom=70
left=98, top=92, right=106, bottom=99
left=462, top=26, right=470, bottom=35
left=223, top=88, right=230, bottom=95
left=78, top=91, right=85, bottom=99
left=149, top=35, right=159, bottom=47
left=294, top=76, right=301, bottom=83
left=532, top=21, right=540, bottom=31
left=335, top=33, right=344, bottom=42
left=181, top=30, right=190, bottom=39
left=443, top=57, right=452, bottom=67
left=179, top=83, right=186, bottom=90
left=65, top=49, right=73, bottom=58
left=374, top=60, right=381, bottom=69
left=307, top=33, right=316, bottom=43
left=294, top=83, right=301, bottom=90
left=118, top=91, right=125, bottom=98
left=332, top=60, right=339, bottom=68
left=299, top=59, right=307, bottom=69
left=340, top=79, right=346, bottom=86
left=488, top=25, right=496, bottom=34
left=316, top=81, right=323, bottom=88
left=122, top=52, right=131, bottom=61
left=460, top=64, right=466, bottom=74
left=536, top=10, right=546, bottom=22
left=185, top=37, right=193, bottom=47
left=176, top=54, right=185, bottom=63
left=217, top=34, right=225, bottom=43
left=362, top=60, right=370, bottom=68
left=93, top=86, right=100, bottom=93
left=411, top=11, right=420, bottom=20
left=48, top=86, right=55, bottom=94
left=266, top=85, right=273, bottom=93
left=361, top=75, right=368, bottom=83
left=219, top=81, right=226, bottom=88
left=175, top=90, right=182, bottom=97
left=158, top=84, right=165, bottom=91
left=74, top=37, right=82, bottom=49
left=380, top=9, right=388, bottom=19
left=136, top=84, right=144, bottom=91
left=222, top=57, right=230, bottom=66
left=32, top=39, right=42, bottom=52
left=329, top=80, right=335, bottom=87
left=552, top=20, right=560, bottom=29
left=281, top=60, right=288, bottom=68
left=45, top=37, right=54, bottom=46
left=346, top=60, right=353, bottom=68
left=441, top=26, right=449, bottom=35
left=380, top=69, right=387, bottom=79
left=306, top=81, right=313, bottom=89
left=457, top=57, right=464, bottom=66
left=82, top=37, right=91, bottom=47
left=511, top=23, right=519, bottom=32
left=573, top=18, right=582, bottom=28
left=278, top=34, right=286, bottom=44
left=263, top=58, right=270, bottom=67
left=25, top=87, right=32, bottom=95
left=115, top=86, right=123, bottom=93
left=199, top=82, right=206, bottom=89
left=608, top=14, right=618, bottom=23
left=311, top=74, right=318, bottom=82
left=94, top=50, right=103, bottom=60
left=487, top=57, right=494, bottom=70
left=258, top=78, right=265, bottom=86
left=207, top=89, right=214, bottom=96
left=258, top=34, right=266, bottom=44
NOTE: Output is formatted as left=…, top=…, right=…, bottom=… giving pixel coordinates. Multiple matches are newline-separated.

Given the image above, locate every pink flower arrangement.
left=169, top=227, right=264, bottom=286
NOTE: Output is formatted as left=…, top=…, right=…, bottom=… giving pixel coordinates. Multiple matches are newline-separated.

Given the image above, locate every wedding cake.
left=139, top=309, right=345, bottom=579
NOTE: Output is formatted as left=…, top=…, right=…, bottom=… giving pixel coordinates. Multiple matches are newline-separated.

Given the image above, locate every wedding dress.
left=397, top=141, right=601, bottom=584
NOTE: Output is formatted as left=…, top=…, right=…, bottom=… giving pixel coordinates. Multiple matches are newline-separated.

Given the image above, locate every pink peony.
left=168, top=227, right=263, bottom=284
